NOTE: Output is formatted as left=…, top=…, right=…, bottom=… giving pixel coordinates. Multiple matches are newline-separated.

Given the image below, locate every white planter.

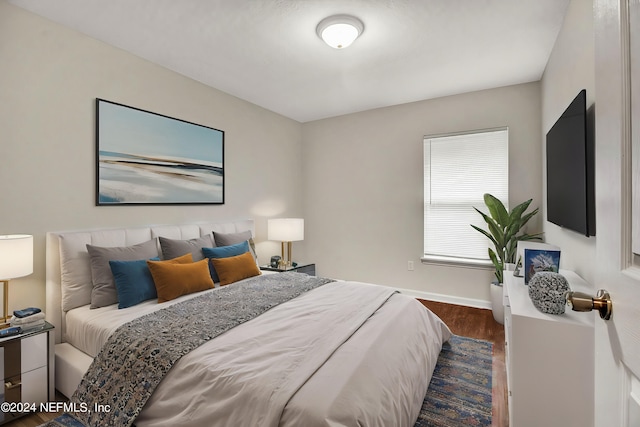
left=490, top=282, right=504, bottom=324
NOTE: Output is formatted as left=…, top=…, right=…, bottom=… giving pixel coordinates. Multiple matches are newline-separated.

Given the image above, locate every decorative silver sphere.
left=528, top=272, right=570, bottom=314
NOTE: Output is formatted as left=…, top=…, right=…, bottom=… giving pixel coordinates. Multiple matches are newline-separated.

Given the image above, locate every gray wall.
left=0, top=2, right=303, bottom=312
left=540, top=0, right=596, bottom=284
left=302, top=82, right=543, bottom=304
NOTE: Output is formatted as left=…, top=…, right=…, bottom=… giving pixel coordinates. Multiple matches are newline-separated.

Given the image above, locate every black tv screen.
left=546, top=89, right=595, bottom=236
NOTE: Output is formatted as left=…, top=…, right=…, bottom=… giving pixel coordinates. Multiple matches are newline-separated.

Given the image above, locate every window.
left=423, top=128, right=508, bottom=267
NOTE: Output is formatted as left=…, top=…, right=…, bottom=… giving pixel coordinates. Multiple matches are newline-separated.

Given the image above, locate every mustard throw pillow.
left=147, top=255, right=214, bottom=302
left=210, top=251, right=261, bottom=286
left=161, top=253, right=194, bottom=264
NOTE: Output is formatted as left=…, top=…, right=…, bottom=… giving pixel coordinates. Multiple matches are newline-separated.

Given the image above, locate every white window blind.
left=423, top=128, right=508, bottom=265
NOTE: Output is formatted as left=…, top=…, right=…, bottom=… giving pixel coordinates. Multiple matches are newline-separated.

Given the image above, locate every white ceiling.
left=9, top=0, right=571, bottom=123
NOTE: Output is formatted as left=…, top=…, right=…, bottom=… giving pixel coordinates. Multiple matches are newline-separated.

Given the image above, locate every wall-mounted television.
left=546, top=89, right=595, bottom=236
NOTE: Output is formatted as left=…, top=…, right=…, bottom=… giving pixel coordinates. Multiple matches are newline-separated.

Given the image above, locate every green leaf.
left=519, top=208, right=539, bottom=228
left=474, top=208, right=498, bottom=229
left=505, top=239, right=519, bottom=263
left=473, top=208, right=504, bottom=247
left=484, top=193, right=509, bottom=226
left=518, top=233, right=544, bottom=241
left=488, top=249, right=503, bottom=283
left=508, top=199, right=533, bottom=223
left=470, top=224, right=499, bottom=248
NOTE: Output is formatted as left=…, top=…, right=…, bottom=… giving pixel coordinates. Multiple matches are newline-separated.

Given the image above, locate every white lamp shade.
left=316, top=15, right=364, bottom=49
left=0, top=235, right=33, bottom=279
left=268, top=219, right=304, bottom=242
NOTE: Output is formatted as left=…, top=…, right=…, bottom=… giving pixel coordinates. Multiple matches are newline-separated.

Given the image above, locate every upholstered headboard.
left=45, top=220, right=255, bottom=344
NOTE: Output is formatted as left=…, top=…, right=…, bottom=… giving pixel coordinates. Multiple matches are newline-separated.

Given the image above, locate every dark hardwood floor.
left=8, top=300, right=506, bottom=427
left=419, top=299, right=507, bottom=427
left=3, top=413, right=57, bottom=427
left=2, top=391, right=65, bottom=426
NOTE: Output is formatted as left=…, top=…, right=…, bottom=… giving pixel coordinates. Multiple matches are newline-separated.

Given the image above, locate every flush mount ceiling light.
left=316, top=14, right=364, bottom=49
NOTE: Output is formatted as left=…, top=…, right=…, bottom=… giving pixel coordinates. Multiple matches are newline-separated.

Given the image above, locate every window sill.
left=421, top=255, right=493, bottom=270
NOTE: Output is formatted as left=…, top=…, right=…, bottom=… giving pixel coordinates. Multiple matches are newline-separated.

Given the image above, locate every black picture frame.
left=95, top=98, right=224, bottom=205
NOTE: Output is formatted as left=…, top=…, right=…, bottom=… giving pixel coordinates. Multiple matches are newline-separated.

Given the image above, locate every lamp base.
left=1, top=280, right=8, bottom=327
left=280, top=241, right=295, bottom=268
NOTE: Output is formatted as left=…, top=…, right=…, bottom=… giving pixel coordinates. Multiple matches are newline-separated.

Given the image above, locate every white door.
left=594, top=0, right=640, bottom=426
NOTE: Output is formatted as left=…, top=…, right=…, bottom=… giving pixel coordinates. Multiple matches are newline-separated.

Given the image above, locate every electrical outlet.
left=408, top=261, right=414, bottom=271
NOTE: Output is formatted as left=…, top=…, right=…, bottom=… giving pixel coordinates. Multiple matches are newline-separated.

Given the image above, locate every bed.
left=45, top=219, right=451, bottom=427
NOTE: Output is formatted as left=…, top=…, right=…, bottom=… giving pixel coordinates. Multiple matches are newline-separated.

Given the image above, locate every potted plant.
left=471, top=193, right=543, bottom=323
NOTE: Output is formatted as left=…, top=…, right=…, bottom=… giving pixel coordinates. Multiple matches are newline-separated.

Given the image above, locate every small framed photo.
left=524, top=249, right=561, bottom=284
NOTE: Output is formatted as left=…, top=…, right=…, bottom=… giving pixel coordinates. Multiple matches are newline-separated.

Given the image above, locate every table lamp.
left=0, top=235, right=33, bottom=325
left=267, top=218, right=304, bottom=269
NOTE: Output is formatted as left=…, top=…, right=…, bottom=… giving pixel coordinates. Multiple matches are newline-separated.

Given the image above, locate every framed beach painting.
left=96, top=99, right=224, bottom=205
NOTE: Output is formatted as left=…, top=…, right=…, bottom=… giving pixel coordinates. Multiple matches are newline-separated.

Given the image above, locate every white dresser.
left=504, top=270, right=594, bottom=427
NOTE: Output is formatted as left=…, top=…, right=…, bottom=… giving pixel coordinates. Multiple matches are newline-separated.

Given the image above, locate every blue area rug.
left=39, top=413, right=84, bottom=427
left=414, top=335, right=493, bottom=427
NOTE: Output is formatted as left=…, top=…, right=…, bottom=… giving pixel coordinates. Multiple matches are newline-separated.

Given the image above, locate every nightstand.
left=260, top=263, right=316, bottom=276
left=0, top=322, right=54, bottom=425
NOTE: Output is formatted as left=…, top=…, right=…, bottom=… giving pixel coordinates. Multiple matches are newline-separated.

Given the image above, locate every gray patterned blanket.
left=46, top=272, right=334, bottom=427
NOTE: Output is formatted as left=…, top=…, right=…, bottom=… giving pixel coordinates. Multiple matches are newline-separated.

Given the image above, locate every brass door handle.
left=565, top=289, right=612, bottom=320
left=4, top=380, right=21, bottom=390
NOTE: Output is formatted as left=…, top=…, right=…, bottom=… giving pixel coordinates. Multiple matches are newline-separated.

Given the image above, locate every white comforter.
left=126, top=280, right=452, bottom=427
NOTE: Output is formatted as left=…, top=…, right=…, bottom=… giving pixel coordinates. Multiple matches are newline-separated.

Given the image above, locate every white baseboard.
left=395, top=287, right=492, bottom=310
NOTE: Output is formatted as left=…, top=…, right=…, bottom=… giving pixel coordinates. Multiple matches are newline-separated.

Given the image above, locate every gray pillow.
left=212, top=230, right=257, bottom=263
left=159, top=235, right=214, bottom=261
left=87, top=239, right=159, bottom=309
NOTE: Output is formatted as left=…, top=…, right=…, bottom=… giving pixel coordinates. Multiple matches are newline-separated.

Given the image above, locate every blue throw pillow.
left=202, top=241, right=249, bottom=283
left=109, top=257, right=160, bottom=309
